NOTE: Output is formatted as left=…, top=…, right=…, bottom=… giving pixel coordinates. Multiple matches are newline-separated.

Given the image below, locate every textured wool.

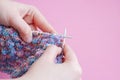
left=0, top=25, right=64, bottom=78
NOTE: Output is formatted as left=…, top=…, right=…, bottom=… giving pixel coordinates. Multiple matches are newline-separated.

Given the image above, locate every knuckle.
left=71, top=65, right=82, bottom=76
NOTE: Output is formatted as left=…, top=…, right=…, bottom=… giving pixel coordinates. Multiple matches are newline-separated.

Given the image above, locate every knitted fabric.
left=0, top=25, right=64, bottom=78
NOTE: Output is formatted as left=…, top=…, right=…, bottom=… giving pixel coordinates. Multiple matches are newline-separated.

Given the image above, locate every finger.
left=10, top=15, right=32, bottom=43
left=31, top=7, right=57, bottom=33
left=40, top=45, right=62, bottom=63
left=29, top=24, right=37, bottom=31
left=63, top=44, right=78, bottom=63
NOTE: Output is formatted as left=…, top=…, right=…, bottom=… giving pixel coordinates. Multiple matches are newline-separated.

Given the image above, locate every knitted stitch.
left=0, top=25, right=64, bottom=78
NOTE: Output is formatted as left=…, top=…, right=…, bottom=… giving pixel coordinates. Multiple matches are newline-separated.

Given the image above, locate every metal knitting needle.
left=60, top=27, right=68, bottom=63
left=32, top=30, right=72, bottom=39
left=63, top=28, right=72, bottom=39
left=62, top=27, right=66, bottom=48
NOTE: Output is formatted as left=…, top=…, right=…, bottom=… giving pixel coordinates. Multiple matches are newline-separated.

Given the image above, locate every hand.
left=18, top=45, right=82, bottom=80
left=0, top=0, right=56, bottom=42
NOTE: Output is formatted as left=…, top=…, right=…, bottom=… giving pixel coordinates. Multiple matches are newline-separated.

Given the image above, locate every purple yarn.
left=0, top=25, right=64, bottom=78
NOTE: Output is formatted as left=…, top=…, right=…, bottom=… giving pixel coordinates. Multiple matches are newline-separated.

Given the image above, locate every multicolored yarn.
left=0, top=25, right=64, bottom=78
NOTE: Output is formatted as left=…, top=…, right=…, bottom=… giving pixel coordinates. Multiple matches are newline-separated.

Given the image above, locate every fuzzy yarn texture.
left=0, top=25, right=64, bottom=78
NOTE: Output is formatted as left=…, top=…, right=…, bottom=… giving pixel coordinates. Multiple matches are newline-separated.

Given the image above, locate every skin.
left=17, top=45, right=82, bottom=80
left=0, top=0, right=56, bottom=43
left=0, top=0, right=82, bottom=80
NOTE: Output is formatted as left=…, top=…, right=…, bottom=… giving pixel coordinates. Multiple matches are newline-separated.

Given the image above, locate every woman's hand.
left=0, top=1, right=82, bottom=80
left=19, top=45, right=82, bottom=80
left=0, top=0, right=56, bottom=42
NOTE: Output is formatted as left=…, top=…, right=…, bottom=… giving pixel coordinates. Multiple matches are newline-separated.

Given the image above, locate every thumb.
left=63, top=44, right=78, bottom=63
left=10, top=15, right=32, bottom=43
left=40, top=45, right=62, bottom=63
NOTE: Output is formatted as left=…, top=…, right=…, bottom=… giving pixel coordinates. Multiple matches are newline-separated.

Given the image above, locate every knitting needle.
left=32, top=30, right=72, bottom=39
left=62, top=27, right=66, bottom=48
left=59, top=28, right=68, bottom=63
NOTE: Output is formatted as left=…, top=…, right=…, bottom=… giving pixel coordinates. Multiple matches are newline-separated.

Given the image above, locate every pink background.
left=0, top=0, right=120, bottom=80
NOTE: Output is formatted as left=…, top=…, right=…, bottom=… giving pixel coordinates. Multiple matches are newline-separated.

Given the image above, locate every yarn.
left=0, top=25, right=64, bottom=78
